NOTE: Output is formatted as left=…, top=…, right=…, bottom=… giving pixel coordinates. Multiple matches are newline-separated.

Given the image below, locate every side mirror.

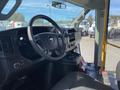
left=0, top=0, right=22, bottom=20
left=52, top=0, right=66, bottom=9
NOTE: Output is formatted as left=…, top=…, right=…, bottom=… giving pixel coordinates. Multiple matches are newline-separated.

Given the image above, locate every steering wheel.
left=27, top=15, right=66, bottom=61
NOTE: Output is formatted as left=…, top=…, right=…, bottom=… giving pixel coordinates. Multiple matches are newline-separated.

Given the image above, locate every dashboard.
left=0, top=26, right=81, bottom=86
left=17, top=26, right=81, bottom=60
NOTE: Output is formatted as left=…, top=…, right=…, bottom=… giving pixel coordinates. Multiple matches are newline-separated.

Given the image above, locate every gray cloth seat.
left=116, top=61, right=120, bottom=89
left=116, top=61, right=120, bottom=81
left=52, top=72, right=114, bottom=90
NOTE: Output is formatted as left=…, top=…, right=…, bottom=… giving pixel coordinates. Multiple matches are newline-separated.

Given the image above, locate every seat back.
left=116, top=61, right=120, bottom=90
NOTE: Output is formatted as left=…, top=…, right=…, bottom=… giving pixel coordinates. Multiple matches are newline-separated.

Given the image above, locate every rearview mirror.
left=52, top=0, right=66, bottom=9
left=0, top=0, right=22, bottom=20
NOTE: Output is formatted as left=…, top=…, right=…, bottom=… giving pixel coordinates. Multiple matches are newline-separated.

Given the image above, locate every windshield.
left=0, top=0, right=83, bottom=30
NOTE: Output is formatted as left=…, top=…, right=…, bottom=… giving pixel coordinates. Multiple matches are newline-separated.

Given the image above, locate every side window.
left=106, top=0, right=120, bottom=71
left=80, top=10, right=95, bottom=62
left=107, top=0, right=120, bottom=45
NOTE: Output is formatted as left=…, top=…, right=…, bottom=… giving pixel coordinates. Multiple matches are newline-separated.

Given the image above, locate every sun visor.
left=64, top=0, right=104, bottom=9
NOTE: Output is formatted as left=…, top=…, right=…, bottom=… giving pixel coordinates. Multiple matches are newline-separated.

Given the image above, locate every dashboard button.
left=13, top=62, right=21, bottom=69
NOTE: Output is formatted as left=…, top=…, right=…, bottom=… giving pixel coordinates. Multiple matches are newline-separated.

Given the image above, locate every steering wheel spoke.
left=33, top=34, right=41, bottom=42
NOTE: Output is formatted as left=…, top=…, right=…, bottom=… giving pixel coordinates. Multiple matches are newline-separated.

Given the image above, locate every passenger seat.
left=116, top=61, right=120, bottom=90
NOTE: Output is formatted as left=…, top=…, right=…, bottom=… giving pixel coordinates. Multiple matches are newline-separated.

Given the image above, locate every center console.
left=65, top=28, right=81, bottom=51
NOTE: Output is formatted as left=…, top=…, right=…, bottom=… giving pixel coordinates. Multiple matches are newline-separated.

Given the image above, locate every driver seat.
left=52, top=72, right=114, bottom=90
